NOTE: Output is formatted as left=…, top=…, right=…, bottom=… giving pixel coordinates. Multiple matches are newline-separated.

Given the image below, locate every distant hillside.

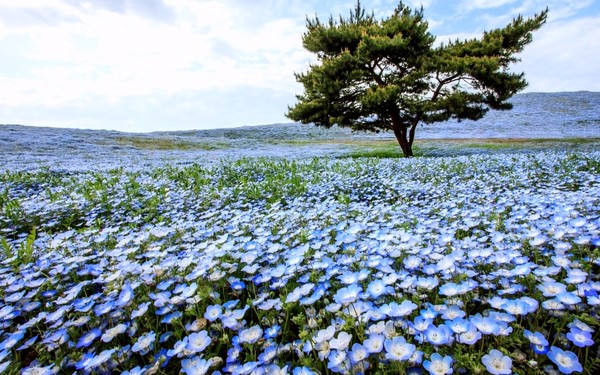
left=2, top=92, right=600, bottom=144
left=152, top=91, right=600, bottom=140
left=2, top=91, right=600, bottom=173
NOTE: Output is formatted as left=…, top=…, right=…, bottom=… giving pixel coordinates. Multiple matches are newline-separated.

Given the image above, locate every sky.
left=0, top=0, right=599, bottom=133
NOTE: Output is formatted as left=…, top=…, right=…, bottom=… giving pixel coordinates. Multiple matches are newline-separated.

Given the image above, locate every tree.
left=286, top=1, right=548, bottom=157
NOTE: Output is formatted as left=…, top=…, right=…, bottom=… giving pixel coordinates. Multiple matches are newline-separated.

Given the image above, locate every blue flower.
left=363, top=333, right=385, bottom=353
left=481, top=349, right=512, bottom=375
left=226, top=344, right=241, bottom=363
left=537, top=281, right=567, bottom=297
left=423, top=353, right=454, bottom=375
left=568, top=319, right=594, bottom=333
left=366, top=279, right=391, bottom=299
left=116, top=281, right=134, bottom=308
left=160, top=331, right=174, bottom=343
left=42, top=328, right=69, bottom=349
left=161, top=311, right=182, bottom=324
left=181, top=356, right=212, bottom=375
left=186, top=330, right=211, bottom=353
left=457, top=326, right=481, bottom=345
left=384, top=336, right=415, bottom=361
left=412, top=316, right=433, bottom=332
left=327, top=349, right=347, bottom=371
left=446, top=317, right=472, bottom=334
left=22, top=301, right=41, bottom=312
left=523, top=330, right=549, bottom=346
left=386, top=300, right=418, bottom=317
left=94, top=300, right=116, bottom=316
left=258, top=344, right=279, bottom=364
left=348, top=343, right=368, bottom=364
left=20, top=363, right=55, bottom=375
left=330, top=331, right=352, bottom=351
left=76, top=328, right=102, bottom=349
left=264, top=324, right=281, bottom=339
left=556, top=291, right=582, bottom=305
left=238, top=325, right=263, bottom=345
left=0, top=330, right=25, bottom=351
left=101, top=323, right=127, bottom=343
left=131, top=302, right=151, bottom=319
left=531, top=344, right=549, bottom=355
left=501, top=299, right=530, bottom=316
left=334, top=284, right=362, bottom=305
left=424, top=324, right=453, bottom=346
left=167, top=337, right=188, bottom=358
left=132, top=331, right=155, bottom=355
left=547, top=346, right=583, bottom=374
left=293, top=366, right=316, bottom=375
left=238, top=361, right=260, bottom=374
left=470, top=314, right=501, bottom=335
left=45, top=305, right=70, bottom=323
left=420, top=305, right=439, bottom=319
left=230, top=279, right=246, bottom=291
left=440, top=305, right=465, bottom=320
left=121, top=366, right=145, bottom=375
left=73, top=298, right=95, bottom=313
left=17, top=335, right=38, bottom=351
left=542, top=299, right=565, bottom=311
left=79, top=348, right=117, bottom=370
left=439, top=282, right=461, bottom=297
left=0, top=306, right=15, bottom=320
left=403, top=255, right=422, bottom=270
left=203, top=304, right=222, bottom=322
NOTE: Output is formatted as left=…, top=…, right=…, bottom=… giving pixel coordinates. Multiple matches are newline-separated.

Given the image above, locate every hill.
left=1, top=92, right=599, bottom=171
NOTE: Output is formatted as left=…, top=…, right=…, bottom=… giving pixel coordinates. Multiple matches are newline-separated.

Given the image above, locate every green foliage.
left=2, top=227, right=37, bottom=269
left=114, top=136, right=227, bottom=150
left=340, top=146, right=408, bottom=159
left=287, top=1, right=548, bottom=157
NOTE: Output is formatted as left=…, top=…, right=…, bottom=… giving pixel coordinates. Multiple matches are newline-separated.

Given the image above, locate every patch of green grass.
left=113, top=136, right=229, bottom=150
left=339, top=147, right=405, bottom=158
left=460, top=142, right=514, bottom=150
left=333, top=137, right=600, bottom=159
left=332, top=140, right=412, bottom=158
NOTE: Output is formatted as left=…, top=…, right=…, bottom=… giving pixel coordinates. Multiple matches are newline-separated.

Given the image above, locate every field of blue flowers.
left=1, top=150, right=599, bottom=374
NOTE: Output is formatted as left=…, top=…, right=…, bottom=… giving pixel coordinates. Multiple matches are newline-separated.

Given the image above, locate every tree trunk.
left=391, top=113, right=419, bottom=157
left=392, top=126, right=412, bottom=157
left=408, top=120, right=418, bottom=155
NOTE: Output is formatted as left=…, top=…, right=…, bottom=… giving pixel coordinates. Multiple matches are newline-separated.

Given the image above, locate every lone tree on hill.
left=286, top=1, right=547, bottom=157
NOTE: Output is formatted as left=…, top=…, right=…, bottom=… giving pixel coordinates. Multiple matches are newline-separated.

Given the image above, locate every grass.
left=113, top=136, right=229, bottom=150
left=336, top=138, right=600, bottom=159
left=100, top=131, right=600, bottom=157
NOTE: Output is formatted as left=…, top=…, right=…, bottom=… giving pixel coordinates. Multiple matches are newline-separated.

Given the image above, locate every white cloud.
left=402, top=0, right=434, bottom=9
left=466, top=0, right=596, bottom=30
left=0, top=0, right=598, bottom=131
left=514, top=15, right=600, bottom=92
left=0, top=0, right=311, bottom=110
left=461, top=0, right=518, bottom=11
left=510, top=0, right=594, bottom=21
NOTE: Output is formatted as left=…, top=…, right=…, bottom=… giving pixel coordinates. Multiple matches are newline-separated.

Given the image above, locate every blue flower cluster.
left=0, top=151, right=599, bottom=374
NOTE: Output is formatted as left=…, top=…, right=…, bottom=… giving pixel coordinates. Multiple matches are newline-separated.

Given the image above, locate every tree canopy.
left=286, top=1, right=548, bottom=157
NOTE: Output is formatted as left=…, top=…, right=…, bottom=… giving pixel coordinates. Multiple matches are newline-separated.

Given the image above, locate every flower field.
left=1, top=150, right=599, bottom=374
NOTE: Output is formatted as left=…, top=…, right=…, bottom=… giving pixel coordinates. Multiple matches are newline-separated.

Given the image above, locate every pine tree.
left=287, top=1, right=548, bottom=157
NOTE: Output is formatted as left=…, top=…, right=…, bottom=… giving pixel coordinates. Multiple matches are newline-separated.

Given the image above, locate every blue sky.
left=1, top=0, right=599, bottom=132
